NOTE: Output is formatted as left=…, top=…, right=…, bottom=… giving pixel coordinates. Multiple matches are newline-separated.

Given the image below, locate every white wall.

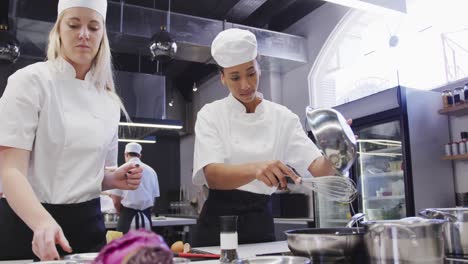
left=281, top=4, right=350, bottom=123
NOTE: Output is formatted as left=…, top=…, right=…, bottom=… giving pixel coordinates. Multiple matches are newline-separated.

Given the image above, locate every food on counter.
left=170, top=241, right=191, bottom=254
left=106, top=230, right=123, bottom=243
left=183, top=243, right=191, bottom=253
left=170, top=241, right=184, bottom=253
left=93, top=229, right=173, bottom=264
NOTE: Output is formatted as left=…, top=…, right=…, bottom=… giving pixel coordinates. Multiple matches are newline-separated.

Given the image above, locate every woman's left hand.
left=112, top=162, right=143, bottom=190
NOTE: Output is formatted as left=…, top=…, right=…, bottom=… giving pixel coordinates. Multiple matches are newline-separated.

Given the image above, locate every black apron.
left=0, top=197, right=106, bottom=260
left=193, top=189, right=275, bottom=247
left=116, top=205, right=152, bottom=234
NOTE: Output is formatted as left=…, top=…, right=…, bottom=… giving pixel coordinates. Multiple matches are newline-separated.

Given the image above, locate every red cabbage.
left=93, top=229, right=174, bottom=264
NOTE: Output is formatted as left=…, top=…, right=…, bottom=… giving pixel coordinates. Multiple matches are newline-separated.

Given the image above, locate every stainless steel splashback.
left=115, top=71, right=166, bottom=120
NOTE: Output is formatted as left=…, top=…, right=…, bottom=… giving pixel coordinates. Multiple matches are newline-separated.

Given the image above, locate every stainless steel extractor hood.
left=12, top=1, right=308, bottom=73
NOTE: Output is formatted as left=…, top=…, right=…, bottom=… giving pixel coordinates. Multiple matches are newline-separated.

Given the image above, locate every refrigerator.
left=314, top=86, right=456, bottom=227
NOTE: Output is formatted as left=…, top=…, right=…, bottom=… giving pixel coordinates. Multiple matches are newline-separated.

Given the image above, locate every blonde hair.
left=47, top=12, right=130, bottom=120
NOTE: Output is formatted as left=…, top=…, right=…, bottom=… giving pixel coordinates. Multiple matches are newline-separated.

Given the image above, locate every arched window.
left=309, top=0, right=468, bottom=108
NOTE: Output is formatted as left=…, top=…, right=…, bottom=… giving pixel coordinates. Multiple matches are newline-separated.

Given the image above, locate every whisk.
left=287, top=165, right=357, bottom=203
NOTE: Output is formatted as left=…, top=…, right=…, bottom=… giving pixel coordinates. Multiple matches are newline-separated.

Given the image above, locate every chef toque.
left=125, top=143, right=142, bottom=154
left=211, top=28, right=258, bottom=68
left=58, top=0, right=107, bottom=20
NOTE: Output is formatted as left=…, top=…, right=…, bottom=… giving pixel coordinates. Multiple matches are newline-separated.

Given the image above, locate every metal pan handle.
left=419, top=209, right=458, bottom=222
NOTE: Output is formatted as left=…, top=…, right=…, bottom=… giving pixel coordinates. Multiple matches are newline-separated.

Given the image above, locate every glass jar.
left=454, top=87, right=464, bottom=104
left=442, top=90, right=454, bottom=108
left=464, top=83, right=468, bottom=102
left=452, top=142, right=459, bottom=156
left=460, top=140, right=467, bottom=155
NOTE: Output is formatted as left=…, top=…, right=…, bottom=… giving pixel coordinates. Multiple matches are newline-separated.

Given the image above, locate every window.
left=309, top=0, right=468, bottom=108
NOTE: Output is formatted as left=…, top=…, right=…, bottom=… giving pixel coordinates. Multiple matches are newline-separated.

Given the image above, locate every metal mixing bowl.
left=306, top=107, right=357, bottom=176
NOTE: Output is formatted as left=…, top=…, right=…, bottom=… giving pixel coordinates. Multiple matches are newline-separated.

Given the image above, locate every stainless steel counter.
left=104, top=216, right=196, bottom=229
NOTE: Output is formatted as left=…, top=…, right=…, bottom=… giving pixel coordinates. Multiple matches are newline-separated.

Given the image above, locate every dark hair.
left=216, top=64, right=224, bottom=73
left=127, top=152, right=141, bottom=158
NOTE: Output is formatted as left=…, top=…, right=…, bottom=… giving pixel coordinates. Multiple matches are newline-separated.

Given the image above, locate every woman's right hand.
left=254, top=160, right=301, bottom=188
left=32, top=218, right=72, bottom=260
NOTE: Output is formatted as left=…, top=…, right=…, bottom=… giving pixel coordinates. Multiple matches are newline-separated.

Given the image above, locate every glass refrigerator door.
left=356, top=120, right=406, bottom=221
left=315, top=193, right=351, bottom=228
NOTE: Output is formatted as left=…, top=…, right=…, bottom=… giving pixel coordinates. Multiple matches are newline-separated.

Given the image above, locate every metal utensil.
left=362, top=217, right=446, bottom=264
left=285, top=227, right=366, bottom=263
left=306, top=107, right=357, bottom=176
left=420, top=208, right=468, bottom=258
left=237, top=256, right=311, bottom=264
left=288, top=165, right=357, bottom=203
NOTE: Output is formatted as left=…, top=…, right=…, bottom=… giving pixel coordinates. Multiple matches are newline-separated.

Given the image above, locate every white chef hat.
left=211, top=28, right=258, bottom=68
left=58, top=0, right=107, bottom=20
left=125, top=143, right=142, bottom=154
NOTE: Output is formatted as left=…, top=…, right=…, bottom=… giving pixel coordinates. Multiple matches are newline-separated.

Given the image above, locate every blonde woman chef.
left=0, top=0, right=142, bottom=260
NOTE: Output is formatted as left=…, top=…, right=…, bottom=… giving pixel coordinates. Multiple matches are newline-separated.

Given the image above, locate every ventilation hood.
left=13, top=1, right=308, bottom=73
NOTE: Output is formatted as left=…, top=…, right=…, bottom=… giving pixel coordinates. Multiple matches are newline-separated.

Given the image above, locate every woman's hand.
left=254, top=160, right=301, bottom=188
left=111, top=162, right=143, bottom=190
left=32, top=218, right=72, bottom=260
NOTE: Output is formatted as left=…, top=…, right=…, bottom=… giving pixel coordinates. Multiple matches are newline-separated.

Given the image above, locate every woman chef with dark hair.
left=192, top=28, right=337, bottom=246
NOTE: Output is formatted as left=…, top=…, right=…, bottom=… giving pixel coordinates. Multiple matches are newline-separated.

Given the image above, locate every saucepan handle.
left=419, top=209, right=458, bottom=222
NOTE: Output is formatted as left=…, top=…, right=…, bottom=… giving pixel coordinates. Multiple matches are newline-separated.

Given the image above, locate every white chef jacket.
left=0, top=57, right=120, bottom=204
left=193, top=93, right=323, bottom=195
left=110, top=158, right=160, bottom=211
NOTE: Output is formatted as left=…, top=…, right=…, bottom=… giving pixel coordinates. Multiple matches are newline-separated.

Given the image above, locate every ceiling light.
left=192, top=82, right=198, bottom=92
left=168, top=99, right=174, bottom=107
left=149, top=26, right=177, bottom=63
left=119, top=121, right=182, bottom=130
left=149, top=0, right=177, bottom=63
left=118, top=138, right=157, bottom=144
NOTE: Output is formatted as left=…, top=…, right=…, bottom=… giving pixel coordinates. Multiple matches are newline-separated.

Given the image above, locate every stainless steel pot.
left=306, top=107, right=357, bottom=176
left=420, top=208, right=468, bottom=258
left=103, top=213, right=118, bottom=222
left=363, top=217, right=446, bottom=264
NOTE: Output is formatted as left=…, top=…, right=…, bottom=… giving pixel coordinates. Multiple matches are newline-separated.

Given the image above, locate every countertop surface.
left=105, top=216, right=197, bottom=229
left=191, top=241, right=290, bottom=264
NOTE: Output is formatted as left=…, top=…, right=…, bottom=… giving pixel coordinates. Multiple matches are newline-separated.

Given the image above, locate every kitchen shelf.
left=365, top=171, right=404, bottom=179
left=441, top=154, right=468, bottom=161
left=364, top=195, right=405, bottom=201
left=362, top=146, right=402, bottom=154
left=323, top=219, right=350, bottom=223
left=438, top=103, right=468, bottom=116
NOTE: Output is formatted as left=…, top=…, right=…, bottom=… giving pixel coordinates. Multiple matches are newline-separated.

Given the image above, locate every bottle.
left=454, top=87, right=464, bottom=104
left=442, top=90, right=454, bottom=108
left=464, top=83, right=468, bottom=102
left=219, top=216, right=239, bottom=263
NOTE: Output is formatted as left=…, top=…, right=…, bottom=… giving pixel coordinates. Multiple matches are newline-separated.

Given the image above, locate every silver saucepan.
left=362, top=217, right=446, bottom=264
left=420, top=208, right=468, bottom=258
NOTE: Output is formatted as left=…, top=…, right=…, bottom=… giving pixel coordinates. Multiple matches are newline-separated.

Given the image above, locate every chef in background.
left=110, top=143, right=160, bottom=233
left=192, top=28, right=339, bottom=247
left=0, top=0, right=142, bottom=260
